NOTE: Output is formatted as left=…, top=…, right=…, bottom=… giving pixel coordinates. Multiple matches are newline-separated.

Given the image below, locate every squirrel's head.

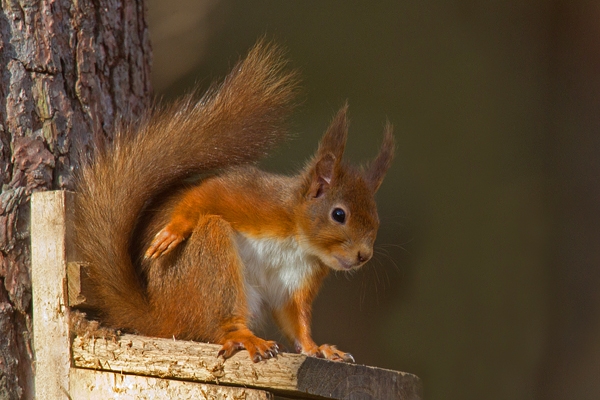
left=296, top=105, right=395, bottom=271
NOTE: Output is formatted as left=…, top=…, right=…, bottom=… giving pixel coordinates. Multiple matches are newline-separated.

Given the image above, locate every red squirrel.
left=74, top=40, right=394, bottom=363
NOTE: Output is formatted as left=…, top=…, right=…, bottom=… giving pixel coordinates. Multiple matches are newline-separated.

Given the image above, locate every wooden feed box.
left=31, top=190, right=422, bottom=399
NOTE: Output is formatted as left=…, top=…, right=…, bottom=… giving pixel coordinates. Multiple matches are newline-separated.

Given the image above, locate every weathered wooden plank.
left=72, top=334, right=422, bottom=399
left=31, top=191, right=75, bottom=399
left=69, top=368, right=273, bottom=399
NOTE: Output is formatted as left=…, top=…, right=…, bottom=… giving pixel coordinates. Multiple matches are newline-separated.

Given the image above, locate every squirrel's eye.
left=331, top=208, right=346, bottom=224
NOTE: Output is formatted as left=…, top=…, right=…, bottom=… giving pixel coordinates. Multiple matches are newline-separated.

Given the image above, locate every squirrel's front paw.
left=301, top=343, right=355, bottom=363
left=219, top=335, right=280, bottom=363
left=145, top=227, right=185, bottom=259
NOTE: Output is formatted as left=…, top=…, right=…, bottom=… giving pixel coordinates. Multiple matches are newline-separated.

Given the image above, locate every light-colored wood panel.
left=31, top=191, right=74, bottom=399
left=69, top=368, right=273, bottom=399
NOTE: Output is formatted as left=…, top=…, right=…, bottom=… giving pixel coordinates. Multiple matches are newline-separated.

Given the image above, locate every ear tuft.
left=317, top=103, right=349, bottom=161
left=306, top=104, right=350, bottom=198
left=364, top=121, right=395, bottom=192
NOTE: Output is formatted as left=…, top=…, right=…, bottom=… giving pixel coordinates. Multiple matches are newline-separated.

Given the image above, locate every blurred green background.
left=146, top=1, right=600, bottom=399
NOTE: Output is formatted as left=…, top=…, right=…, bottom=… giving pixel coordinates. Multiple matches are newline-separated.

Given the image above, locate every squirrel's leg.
left=145, top=211, right=197, bottom=259
left=145, top=215, right=278, bottom=362
left=273, top=268, right=355, bottom=363
left=145, top=187, right=207, bottom=259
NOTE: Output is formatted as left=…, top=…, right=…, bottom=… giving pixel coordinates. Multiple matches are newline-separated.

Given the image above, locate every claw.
left=343, top=353, right=355, bottom=363
left=220, top=333, right=278, bottom=362
left=300, top=343, right=355, bottom=363
left=218, top=341, right=244, bottom=359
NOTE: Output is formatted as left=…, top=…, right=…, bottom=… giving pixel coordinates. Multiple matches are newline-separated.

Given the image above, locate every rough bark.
left=0, top=0, right=152, bottom=398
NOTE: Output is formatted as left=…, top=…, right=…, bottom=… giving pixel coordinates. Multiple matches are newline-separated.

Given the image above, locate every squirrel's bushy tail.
left=74, top=40, right=299, bottom=330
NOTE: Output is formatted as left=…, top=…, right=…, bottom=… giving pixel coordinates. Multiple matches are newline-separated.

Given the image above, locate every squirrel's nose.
left=357, top=250, right=372, bottom=264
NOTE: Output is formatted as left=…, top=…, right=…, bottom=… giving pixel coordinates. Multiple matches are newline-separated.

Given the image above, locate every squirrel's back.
left=74, top=40, right=299, bottom=331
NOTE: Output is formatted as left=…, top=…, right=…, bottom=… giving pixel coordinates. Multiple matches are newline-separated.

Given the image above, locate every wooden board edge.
left=72, top=333, right=421, bottom=399
left=31, top=190, right=73, bottom=399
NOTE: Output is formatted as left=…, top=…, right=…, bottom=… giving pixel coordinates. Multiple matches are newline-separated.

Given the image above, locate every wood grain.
left=72, top=333, right=422, bottom=399
left=31, top=191, right=74, bottom=398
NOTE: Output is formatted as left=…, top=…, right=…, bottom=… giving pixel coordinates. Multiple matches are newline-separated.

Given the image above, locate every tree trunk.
left=0, top=0, right=152, bottom=398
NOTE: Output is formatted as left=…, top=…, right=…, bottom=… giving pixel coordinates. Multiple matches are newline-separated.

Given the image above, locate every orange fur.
left=146, top=172, right=297, bottom=259
left=75, top=40, right=394, bottom=363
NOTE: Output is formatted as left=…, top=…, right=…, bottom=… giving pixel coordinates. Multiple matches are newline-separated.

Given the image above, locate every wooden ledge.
left=72, top=333, right=421, bottom=399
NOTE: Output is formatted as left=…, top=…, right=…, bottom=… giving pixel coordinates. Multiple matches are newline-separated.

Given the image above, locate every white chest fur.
left=234, top=233, right=319, bottom=323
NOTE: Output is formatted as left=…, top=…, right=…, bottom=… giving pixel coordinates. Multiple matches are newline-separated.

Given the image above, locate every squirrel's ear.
left=317, top=104, right=348, bottom=162
left=308, top=152, right=336, bottom=198
left=306, top=105, right=349, bottom=198
left=364, top=121, right=395, bottom=192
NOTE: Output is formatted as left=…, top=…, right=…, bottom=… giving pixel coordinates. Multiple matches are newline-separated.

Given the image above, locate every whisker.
left=374, top=248, right=402, bottom=273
